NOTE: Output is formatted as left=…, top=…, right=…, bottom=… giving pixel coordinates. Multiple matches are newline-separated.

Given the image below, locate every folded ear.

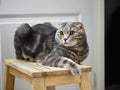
left=58, top=22, right=67, bottom=28
left=74, top=22, right=84, bottom=30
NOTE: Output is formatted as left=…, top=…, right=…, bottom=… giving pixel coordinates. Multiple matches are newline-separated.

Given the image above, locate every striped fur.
left=14, top=22, right=89, bottom=76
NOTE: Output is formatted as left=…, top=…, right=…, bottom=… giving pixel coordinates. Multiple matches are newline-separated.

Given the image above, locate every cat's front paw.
left=70, top=63, right=81, bottom=76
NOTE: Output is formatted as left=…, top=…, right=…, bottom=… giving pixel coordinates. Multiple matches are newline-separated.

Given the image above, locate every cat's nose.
left=64, top=38, right=67, bottom=41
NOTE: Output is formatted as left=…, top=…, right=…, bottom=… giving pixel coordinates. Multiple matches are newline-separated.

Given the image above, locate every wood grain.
left=4, top=66, right=15, bottom=90
left=4, top=59, right=92, bottom=77
left=4, top=59, right=92, bottom=90
left=80, top=72, right=92, bottom=90
left=46, top=86, right=55, bottom=90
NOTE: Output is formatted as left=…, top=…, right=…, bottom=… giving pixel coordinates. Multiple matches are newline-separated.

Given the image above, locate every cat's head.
left=55, top=22, right=87, bottom=47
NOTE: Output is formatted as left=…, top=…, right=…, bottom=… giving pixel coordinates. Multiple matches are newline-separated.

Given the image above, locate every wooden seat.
left=4, top=59, right=92, bottom=90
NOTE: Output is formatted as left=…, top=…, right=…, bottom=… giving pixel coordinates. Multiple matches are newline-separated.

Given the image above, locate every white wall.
left=0, top=0, right=92, bottom=15
left=0, top=26, right=2, bottom=90
left=0, top=0, right=93, bottom=30
left=0, top=0, right=95, bottom=90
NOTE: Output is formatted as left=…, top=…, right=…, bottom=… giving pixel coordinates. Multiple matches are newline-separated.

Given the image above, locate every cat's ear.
left=74, top=22, right=84, bottom=30
left=58, top=22, right=67, bottom=28
left=17, top=23, right=32, bottom=34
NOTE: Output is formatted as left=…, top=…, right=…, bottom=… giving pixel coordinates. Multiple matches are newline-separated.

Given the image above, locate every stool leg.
left=46, top=86, right=55, bottom=90
left=4, top=66, right=15, bottom=90
left=32, top=77, right=44, bottom=90
left=80, top=72, right=91, bottom=90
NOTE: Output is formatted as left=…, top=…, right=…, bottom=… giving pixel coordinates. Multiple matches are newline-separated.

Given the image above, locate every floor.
left=106, top=85, right=120, bottom=90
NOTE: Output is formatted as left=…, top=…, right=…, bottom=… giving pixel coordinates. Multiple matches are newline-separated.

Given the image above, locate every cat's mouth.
left=64, top=41, right=68, bottom=44
left=64, top=42, right=72, bottom=46
left=63, top=41, right=77, bottom=47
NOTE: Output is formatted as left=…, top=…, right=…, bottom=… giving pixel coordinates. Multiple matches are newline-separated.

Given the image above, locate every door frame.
left=93, top=0, right=104, bottom=90
left=0, top=25, right=2, bottom=90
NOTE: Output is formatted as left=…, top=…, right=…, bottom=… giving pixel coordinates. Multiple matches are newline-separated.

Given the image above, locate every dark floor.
left=106, top=85, right=120, bottom=90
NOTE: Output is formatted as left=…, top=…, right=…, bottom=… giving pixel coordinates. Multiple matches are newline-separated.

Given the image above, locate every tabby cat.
left=14, top=22, right=89, bottom=76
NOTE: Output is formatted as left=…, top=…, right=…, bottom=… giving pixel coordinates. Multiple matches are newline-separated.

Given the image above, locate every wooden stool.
left=4, top=59, right=92, bottom=90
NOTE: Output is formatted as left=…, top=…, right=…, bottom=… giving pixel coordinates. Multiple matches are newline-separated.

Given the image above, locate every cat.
left=14, top=22, right=89, bottom=76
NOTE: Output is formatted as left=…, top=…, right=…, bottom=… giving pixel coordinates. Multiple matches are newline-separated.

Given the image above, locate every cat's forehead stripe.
left=63, top=23, right=72, bottom=31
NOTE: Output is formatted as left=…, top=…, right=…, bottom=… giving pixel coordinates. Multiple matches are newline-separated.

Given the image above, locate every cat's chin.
left=63, top=42, right=77, bottom=47
left=62, top=43, right=74, bottom=47
left=59, top=43, right=70, bottom=47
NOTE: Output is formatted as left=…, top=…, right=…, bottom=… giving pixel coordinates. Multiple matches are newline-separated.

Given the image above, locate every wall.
left=0, top=0, right=94, bottom=90
left=0, top=0, right=93, bottom=28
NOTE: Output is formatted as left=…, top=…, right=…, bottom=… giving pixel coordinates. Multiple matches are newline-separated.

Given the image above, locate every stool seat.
left=4, top=59, right=92, bottom=90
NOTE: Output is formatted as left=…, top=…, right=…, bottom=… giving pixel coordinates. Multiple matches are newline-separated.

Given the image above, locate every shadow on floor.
left=106, top=85, right=120, bottom=90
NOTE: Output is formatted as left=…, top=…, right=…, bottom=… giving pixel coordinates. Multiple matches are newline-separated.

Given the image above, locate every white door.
left=0, top=0, right=103, bottom=90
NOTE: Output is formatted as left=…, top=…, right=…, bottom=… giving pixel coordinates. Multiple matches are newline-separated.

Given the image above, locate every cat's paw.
left=70, top=64, right=81, bottom=76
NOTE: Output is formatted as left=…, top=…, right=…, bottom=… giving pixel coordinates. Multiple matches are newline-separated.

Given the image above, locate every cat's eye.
left=70, top=31, right=75, bottom=35
left=60, top=31, right=64, bottom=35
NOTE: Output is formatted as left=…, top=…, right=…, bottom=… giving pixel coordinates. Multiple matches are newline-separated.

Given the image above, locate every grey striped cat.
left=14, top=22, right=89, bottom=76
